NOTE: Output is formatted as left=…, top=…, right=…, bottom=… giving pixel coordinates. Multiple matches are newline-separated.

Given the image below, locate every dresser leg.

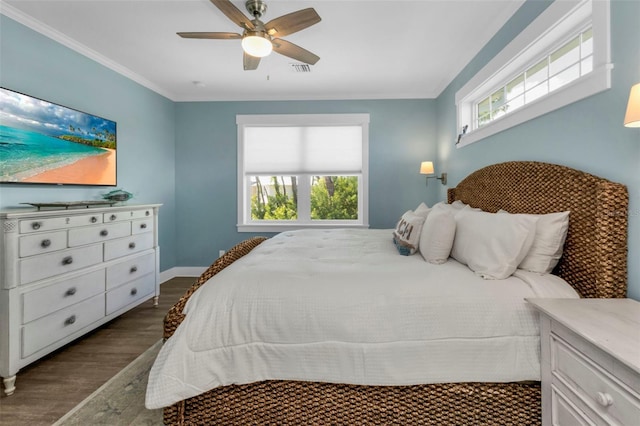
left=153, top=295, right=159, bottom=307
left=2, top=375, right=16, bottom=396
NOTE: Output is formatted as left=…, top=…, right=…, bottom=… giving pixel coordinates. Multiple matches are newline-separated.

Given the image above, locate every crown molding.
left=0, top=1, right=176, bottom=101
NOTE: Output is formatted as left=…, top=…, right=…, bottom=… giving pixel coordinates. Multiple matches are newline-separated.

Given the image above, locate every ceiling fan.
left=178, top=0, right=321, bottom=71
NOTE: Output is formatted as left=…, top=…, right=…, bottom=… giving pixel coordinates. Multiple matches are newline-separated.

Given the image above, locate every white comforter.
left=146, top=229, right=578, bottom=409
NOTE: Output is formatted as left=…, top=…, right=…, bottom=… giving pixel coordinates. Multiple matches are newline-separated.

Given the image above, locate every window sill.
left=237, top=223, right=370, bottom=233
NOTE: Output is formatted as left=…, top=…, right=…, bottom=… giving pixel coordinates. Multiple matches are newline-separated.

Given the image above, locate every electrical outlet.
left=219, top=250, right=225, bottom=257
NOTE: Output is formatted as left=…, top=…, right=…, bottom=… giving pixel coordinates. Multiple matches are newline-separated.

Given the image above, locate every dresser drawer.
left=551, top=334, right=640, bottom=425
left=106, top=253, right=155, bottom=291
left=19, top=231, right=67, bottom=258
left=22, top=294, right=105, bottom=358
left=19, top=213, right=102, bottom=234
left=68, top=221, right=130, bottom=247
left=131, top=218, right=153, bottom=235
left=104, top=233, right=154, bottom=261
left=22, top=270, right=106, bottom=324
left=104, top=208, right=153, bottom=223
left=106, top=274, right=155, bottom=315
left=19, top=244, right=103, bottom=285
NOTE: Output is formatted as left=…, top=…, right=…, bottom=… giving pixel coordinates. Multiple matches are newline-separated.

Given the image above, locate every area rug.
left=53, top=340, right=163, bottom=426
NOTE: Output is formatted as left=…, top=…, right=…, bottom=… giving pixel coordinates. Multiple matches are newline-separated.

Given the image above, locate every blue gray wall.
left=435, top=0, right=640, bottom=299
left=175, top=100, right=436, bottom=266
left=0, top=15, right=178, bottom=271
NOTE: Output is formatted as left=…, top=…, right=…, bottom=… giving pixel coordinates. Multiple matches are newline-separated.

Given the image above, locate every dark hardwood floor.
left=0, top=277, right=194, bottom=426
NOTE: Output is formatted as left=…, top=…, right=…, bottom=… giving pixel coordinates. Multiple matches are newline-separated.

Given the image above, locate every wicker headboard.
left=447, top=161, right=628, bottom=299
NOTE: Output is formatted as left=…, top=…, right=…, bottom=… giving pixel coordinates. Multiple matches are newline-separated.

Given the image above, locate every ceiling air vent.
left=290, top=63, right=312, bottom=73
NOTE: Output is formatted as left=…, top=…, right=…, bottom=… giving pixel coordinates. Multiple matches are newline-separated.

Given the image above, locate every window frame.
left=455, top=0, right=611, bottom=148
left=236, top=114, right=370, bottom=232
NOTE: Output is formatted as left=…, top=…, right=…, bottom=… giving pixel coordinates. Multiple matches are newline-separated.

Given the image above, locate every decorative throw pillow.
left=392, top=210, right=427, bottom=255
left=451, top=209, right=538, bottom=279
left=498, top=210, right=570, bottom=274
left=419, top=209, right=456, bottom=264
left=414, top=202, right=431, bottom=218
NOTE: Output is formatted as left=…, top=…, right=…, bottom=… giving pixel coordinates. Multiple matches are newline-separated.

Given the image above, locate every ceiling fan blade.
left=177, top=32, right=242, bottom=39
left=265, top=8, right=321, bottom=37
left=243, top=52, right=261, bottom=71
left=272, top=38, right=320, bottom=65
left=209, top=0, right=254, bottom=30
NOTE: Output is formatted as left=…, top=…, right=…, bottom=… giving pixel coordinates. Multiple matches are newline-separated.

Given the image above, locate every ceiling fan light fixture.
left=242, top=32, right=273, bottom=57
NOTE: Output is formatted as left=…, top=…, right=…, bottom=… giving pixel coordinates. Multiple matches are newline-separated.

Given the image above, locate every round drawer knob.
left=130, top=288, right=138, bottom=296
left=129, top=242, right=136, bottom=249
left=145, top=211, right=150, bottom=216
left=64, top=315, right=76, bottom=326
left=32, top=222, right=42, bottom=230
left=62, top=256, right=73, bottom=265
left=65, top=287, right=77, bottom=296
left=100, top=229, right=109, bottom=237
left=110, top=214, right=117, bottom=221
left=596, top=392, right=613, bottom=407
left=130, top=266, right=138, bottom=273
left=41, top=239, right=51, bottom=248
left=140, top=223, right=147, bottom=229
left=91, top=216, right=98, bottom=223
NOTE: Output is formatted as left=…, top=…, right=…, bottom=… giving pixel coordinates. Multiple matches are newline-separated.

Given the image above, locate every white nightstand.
left=527, top=298, right=640, bottom=426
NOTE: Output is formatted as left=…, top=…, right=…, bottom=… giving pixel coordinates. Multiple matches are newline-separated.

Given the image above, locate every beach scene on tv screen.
left=0, top=88, right=116, bottom=185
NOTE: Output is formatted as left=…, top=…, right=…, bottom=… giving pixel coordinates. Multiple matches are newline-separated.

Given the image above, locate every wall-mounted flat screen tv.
left=0, top=87, right=116, bottom=186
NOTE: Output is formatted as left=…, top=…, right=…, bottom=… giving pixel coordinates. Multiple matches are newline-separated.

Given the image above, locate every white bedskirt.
left=146, top=229, right=578, bottom=409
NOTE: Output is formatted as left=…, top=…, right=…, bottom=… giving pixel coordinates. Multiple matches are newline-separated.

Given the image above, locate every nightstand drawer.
left=19, top=231, right=67, bottom=257
left=552, top=334, right=640, bottom=426
left=551, top=385, right=594, bottom=426
left=22, top=294, right=105, bottom=358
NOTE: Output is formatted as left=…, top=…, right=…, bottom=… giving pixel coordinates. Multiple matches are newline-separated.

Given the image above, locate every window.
left=456, top=0, right=611, bottom=147
left=237, top=114, right=369, bottom=232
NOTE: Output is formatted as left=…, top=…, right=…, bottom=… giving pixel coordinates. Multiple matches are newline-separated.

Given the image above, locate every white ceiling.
left=1, top=0, right=524, bottom=102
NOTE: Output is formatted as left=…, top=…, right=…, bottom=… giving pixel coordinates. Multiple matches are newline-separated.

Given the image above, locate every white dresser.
left=528, top=298, right=640, bottom=426
left=0, top=204, right=161, bottom=396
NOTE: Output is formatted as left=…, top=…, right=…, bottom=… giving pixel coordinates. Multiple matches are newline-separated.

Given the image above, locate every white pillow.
left=451, top=209, right=538, bottom=279
left=414, top=202, right=431, bottom=218
left=498, top=210, right=570, bottom=274
left=392, top=210, right=426, bottom=255
left=432, top=201, right=481, bottom=215
left=419, top=210, right=456, bottom=264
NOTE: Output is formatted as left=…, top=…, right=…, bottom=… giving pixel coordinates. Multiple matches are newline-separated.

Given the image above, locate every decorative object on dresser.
left=528, top=298, right=640, bottom=426
left=102, top=189, right=134, bottom=203
left=0, top=204, right=161, bottom=396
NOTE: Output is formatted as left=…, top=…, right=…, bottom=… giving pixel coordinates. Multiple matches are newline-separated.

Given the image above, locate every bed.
left=152, top=161, right=628, bottom=425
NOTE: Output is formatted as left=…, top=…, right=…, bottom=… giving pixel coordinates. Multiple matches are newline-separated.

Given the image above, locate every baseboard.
left=159, top=266, right=208, bottom=284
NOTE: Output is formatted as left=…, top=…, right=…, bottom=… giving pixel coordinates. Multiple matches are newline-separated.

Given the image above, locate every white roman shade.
left=244, top=126, right=363, bottom=175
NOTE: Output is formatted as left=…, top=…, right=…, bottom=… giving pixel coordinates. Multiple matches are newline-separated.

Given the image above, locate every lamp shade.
left=624, top=83, right=640, bottom=128
left=242, top=33, right=273, bottom=58
left=420, top=161, right=435, bottom=175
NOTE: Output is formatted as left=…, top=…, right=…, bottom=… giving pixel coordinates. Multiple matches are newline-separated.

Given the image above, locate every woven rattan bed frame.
left=162, top=161, right=628, bottom=425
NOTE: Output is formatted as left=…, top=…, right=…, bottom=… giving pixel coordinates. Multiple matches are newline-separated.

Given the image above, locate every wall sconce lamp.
left=420, top=161, right=447, bottom=185
left=624, top=83, right=640, bottom=128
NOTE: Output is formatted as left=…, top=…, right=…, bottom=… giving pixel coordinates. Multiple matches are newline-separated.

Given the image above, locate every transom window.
left=237, top=114, right=369, bottom=232
left=456, top=0, right=611, bottom=147
left=476, top=27, right=593, bottom=128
